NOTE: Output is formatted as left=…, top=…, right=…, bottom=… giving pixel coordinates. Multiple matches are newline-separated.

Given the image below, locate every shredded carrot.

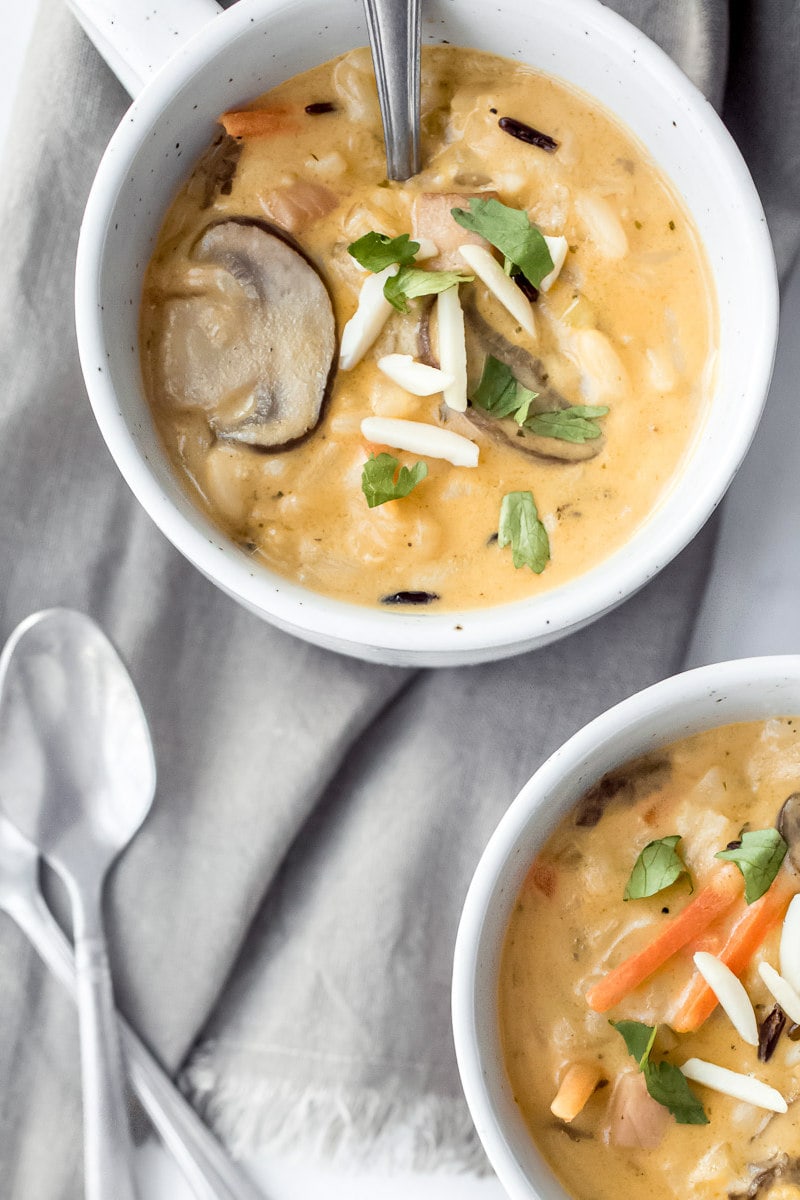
left=218, top=108, right=299, bottom=138
left=671, top=870, right=798, bottom=1032
left=550, top=1062, right=604, bottom=1122
left=585, top=865, right=742, bottom=1013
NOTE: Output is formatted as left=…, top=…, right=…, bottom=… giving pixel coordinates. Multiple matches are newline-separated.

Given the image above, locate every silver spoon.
left=0, top=811, right=262, bottom=1199
left=0, top=609, right=153, bottom=1200
left=363, top=0, right=421, bottom=180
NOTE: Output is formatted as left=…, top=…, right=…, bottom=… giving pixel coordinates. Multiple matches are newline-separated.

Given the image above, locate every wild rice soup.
left=499, top=720, right=800, bottom=1200
left=140, top=46, right=716, bottom=610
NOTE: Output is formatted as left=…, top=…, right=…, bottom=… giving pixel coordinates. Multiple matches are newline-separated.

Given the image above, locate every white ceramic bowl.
left=75, top=0, right=778, bottom=667
left=451, top=655, right=800, bottom=1200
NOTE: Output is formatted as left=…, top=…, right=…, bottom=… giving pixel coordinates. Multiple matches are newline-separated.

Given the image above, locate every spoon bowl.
left=0, top=608, right=155, bottom=1200
left=0, top=609, right=154, bottom=874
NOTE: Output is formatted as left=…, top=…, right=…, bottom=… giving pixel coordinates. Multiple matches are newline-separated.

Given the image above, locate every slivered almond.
left=458, top=244, right=536, bottom=337
left=361, top=417, right=478, bottom=467
left=436, top=285, right=468, bottom=412
left=780, top=894, right=800, bottom=994
left=758, top=961, right=800, bottom=1025
left=339, top=265, right=398, bottom=370
left=692, top=952, right=758, bottom=1046
left=680, top=1058, right=787, bottom=1113
left=377, top=355, right=453, bottom=396
left=540, top=235, right=569, bottom=292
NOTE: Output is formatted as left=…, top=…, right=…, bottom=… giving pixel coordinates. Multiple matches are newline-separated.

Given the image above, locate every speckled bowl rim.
left=452, top=654, right=800, bottom=1198
left=75, top=0, right=779, bottom=666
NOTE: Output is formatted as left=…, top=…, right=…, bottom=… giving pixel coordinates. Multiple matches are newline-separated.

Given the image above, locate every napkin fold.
left=1, top=2, right=799, bottom=1196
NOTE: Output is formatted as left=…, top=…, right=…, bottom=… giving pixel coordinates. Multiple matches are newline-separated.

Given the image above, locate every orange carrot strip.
left=585, top=865, right=742, bottom=1013
left=218, top=109, right=298, bottom=138
left=671, top=871, right=798, bottom=1032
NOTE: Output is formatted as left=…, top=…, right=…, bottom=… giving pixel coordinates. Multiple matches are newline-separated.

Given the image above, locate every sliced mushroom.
left=777, top=793, right=800, bottom=872
left=465, top=404, right=602, bottom=463
left=459, top=287, right=606, bottom=463
left=187, top=133, right=243, bottom=210
left=729, top=1155, right=800, bottom=1200
left=185, top=218, right=336, bottom=449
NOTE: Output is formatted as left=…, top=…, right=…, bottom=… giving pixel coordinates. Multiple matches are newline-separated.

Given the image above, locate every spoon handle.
left=363, top=0, right=421, bottom=180
left=12, top=892, right=261, bottom=1200
left=75, top=931, right=140, bottom=1200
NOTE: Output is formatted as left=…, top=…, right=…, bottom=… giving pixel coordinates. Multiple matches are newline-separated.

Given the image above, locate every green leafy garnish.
left=497, top=491, right=550, bottom=574
left=611, top=1020, right=708, bottom=1125
left=643, top=1061, right=709, bottom=1125
left=450, top=197, right=554, bottom=288
left=611, top=1020, right=657, bottom=1069
left=526, top=405, right=608, bottom=444
left=624, top=835, right=690, bottom=901
left=715, top=828, right=788, bottom=904
left=361, top=453, right=428, bottom=508
left=383, top=267, right=473, bottom=314
left=347, top=231, right=419, bottom=272
left=471, top=355, right=538, bottom=423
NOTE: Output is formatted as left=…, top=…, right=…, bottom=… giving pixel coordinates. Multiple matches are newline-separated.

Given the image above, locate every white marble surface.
left=1, top=5, right=506, bottom=1198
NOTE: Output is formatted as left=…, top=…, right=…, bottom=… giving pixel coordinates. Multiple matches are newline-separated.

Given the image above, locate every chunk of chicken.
left=261, top=180, right=338, bottom=234
left=604, top=1071, right=669, bottom=1150
left=412, top=191, right=497, bottom=270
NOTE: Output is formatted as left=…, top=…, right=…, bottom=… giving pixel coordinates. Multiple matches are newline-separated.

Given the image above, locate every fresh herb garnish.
left=347, top=231, right=419, bottom=273
left=383, top=267, right=473, bottom=314
left=497, top=491, right=550, bottom=573
left=715, top=828, right=788, bottom=904
left=450, top=197, right=554, bottom=289
left=361, top=453, right=428, bottom=508
left=611, top=1020, right=708, bottom=1125
left=611, top=1020, right=658, bottom=1069
left=624, top=835, right=690, bottom=901
left=471, top=355, right=538, bottom=423
left=643, top=1060, right=709, bottom=1124
left=526, top=405, right=608, bottom=443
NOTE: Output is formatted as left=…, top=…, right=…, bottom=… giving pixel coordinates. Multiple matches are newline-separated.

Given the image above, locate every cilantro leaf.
left=525, top=405, right=608, bottom=443
left=471, top=355, right=538, bottom=421
left=348, top=231, right=419, bottom=272
left=361, top=453, right=428, bottom=508
left=497, top=491, right=550, bottom=573
left=383, top=267, right=473, bottom=313
left=610, top=1020, right=657, bottom=1069
left=611, top=1020, right=708, bottom=1125
left=715, top=828, right=788, bottom=904
left=450, top=197, right=554, bottom=288
left=644, top=1062, right=709, bottom=1125
left=624, top=835, right=690, bottom=901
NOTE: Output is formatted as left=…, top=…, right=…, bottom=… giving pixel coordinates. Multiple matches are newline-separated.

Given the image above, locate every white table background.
left=0, top=5, right=506, bottom=1198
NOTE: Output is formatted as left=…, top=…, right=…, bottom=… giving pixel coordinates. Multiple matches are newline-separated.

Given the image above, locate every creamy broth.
left=141, top=46, right=716, bottom=610
left=499, top=720, right=800, bottom=1200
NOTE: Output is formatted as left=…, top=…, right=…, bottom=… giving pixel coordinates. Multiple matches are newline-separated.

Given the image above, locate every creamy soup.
left=141, top=46, right=716, bottom=610
left=499, top=720, right=800, bottom=1200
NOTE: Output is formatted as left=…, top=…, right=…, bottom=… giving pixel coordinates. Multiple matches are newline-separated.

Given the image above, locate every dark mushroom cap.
left=777, top=792, right=800, bottom=872
left=188, top=218, right=337, bottom=450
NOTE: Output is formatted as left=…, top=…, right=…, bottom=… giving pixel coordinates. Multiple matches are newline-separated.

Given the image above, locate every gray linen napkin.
left=0, top=2, right=797, bottom=1195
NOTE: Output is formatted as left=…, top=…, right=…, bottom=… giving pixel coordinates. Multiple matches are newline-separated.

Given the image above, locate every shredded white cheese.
left=339, top=265, right=398, bottom=370
left=758, top=961, right=800, bottom=1025
left=680, top=1058, right=787, bottom=1114
left=458, top=244, right=536, bottom=337
left=377, top=355, right=453, bottom=396
left=692, top=952, right=758, bottom=1046
left=436, top=285, right=469, bottom=412
left=540, top=235, right=569, bottom=292
left=780, top=894, right=800, bottom=994
left=360, top=416, right=479, bottom=468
